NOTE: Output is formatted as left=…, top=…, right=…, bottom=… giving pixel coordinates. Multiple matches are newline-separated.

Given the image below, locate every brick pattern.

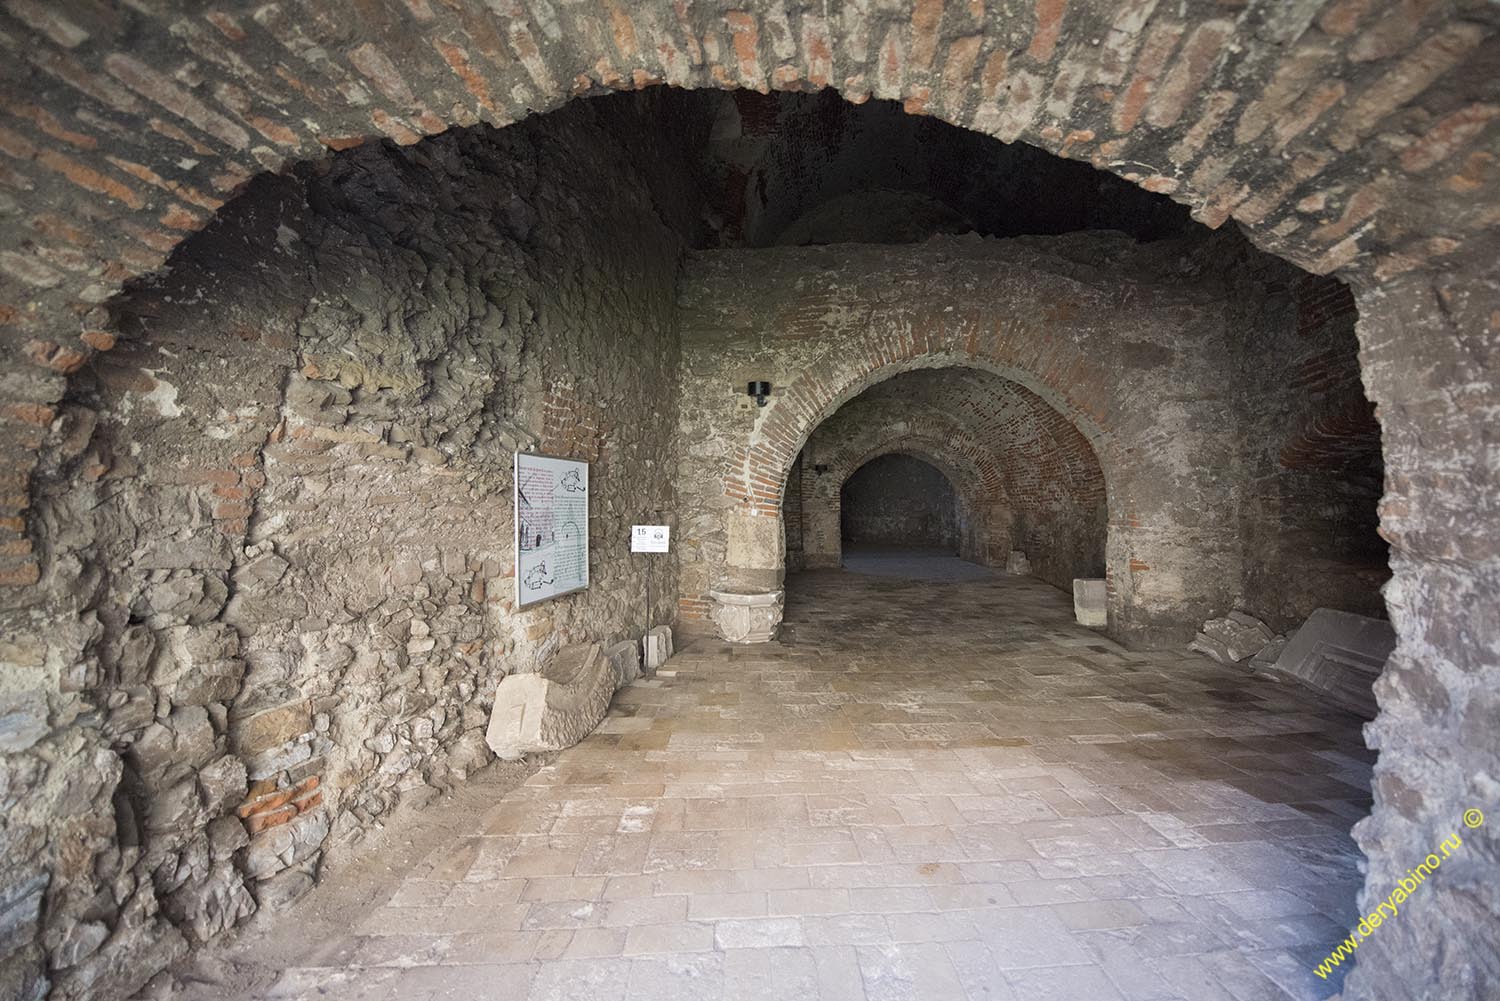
left=794, top=399, right=1013, bottom=570
left=676, top=242, right=1230, bottom=644
left=2, top=0, right=1497, bottom=597
left=237, top=776, right=323, bottom=836
left=0, top=5, right=1492, bottom=1000
left=540, top=383, right=606, bottom=463
left=803, top=378, right=1107, bottom=586
left=728, top=321, right=1111, bottom=519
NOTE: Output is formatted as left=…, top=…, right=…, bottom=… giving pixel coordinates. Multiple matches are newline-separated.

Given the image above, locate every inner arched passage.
left=781, top=367, right=1109, bottom=594
left=840, top=454, right=960, bottom=554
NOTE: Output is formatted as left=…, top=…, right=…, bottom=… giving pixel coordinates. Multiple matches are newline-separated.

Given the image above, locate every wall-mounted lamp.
left=747, top=381, right=772, bottom=407
left=813, top=464, right=829, bottom=475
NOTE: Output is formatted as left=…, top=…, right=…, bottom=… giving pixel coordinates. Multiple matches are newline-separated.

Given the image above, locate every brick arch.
left=4, top=2, right=1497, bottom=587
left=815, top=413, right=1010, bottom=505
left=838, top=441, right=989, bottom=508
left=732, top=342, right=1120, bottom=520
left=3, top=0, right=1492, bottom=352
left=0, top=10, right=1496, bottom=999
left=837, top=445, right=977, bottom=550
left=838, top=443, right=980, bottom=498
left=795, top=430, right=1004, bottom=570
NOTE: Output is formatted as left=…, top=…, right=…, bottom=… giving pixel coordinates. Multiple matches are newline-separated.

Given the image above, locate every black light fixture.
left=747, top=381, right=772, bottom=407
left=813, top=463, right=829, bottom=475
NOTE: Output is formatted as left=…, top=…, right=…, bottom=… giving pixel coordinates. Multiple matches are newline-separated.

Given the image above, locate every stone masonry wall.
left=1236, top=266, right=1390, bottom=630
left=0, top=3, right=1497, bottom=997
left=840, top=453, right=961, bottom=551
left=0, top=91, right=708, bottom=1001
left=1342, top=264, right=1500, bottom=1001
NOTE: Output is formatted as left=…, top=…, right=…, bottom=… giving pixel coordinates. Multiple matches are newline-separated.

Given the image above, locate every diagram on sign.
left=515, top=453, right=589, bottom=606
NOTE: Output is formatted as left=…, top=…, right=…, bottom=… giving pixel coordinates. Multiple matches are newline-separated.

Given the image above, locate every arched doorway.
left=1, top=6, right=1493, bottom=995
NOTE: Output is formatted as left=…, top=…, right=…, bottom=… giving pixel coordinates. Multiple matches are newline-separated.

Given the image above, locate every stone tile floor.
left=200, top=563, right=1375, bottom=1001
left=841, top=546, right=999, bottom=581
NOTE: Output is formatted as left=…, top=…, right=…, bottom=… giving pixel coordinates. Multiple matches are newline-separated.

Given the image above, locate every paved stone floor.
left=199, top=563, right=1375, bottom=1001
left=841, top=546, right=999, bottom=581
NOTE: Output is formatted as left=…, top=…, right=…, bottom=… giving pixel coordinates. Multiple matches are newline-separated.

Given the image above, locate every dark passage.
left=840, top=454, right=959, bottom=554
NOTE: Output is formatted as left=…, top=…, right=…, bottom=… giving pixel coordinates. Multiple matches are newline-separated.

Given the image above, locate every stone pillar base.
left=1073, top=579, right=1106, bottom=627
left=709, top=589, right=784, bottom=644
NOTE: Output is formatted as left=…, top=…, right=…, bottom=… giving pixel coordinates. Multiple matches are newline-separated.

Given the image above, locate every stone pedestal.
left=644, top=625, right=674, bottom=672
left=1005, top=550, right=1031, bottom=575
left=709, top=589, right=783, bottom=644
left=485, top=643, right=612, bottom=761
left=1073, top=579, right=1107, bottom=628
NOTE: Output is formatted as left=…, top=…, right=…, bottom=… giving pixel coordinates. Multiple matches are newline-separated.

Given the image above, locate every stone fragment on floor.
left=644, top=626, right=674, bottom=672
left=1270, top=608, right=1395, bottom=718
left=1189, top=611, right=1276, bottom=664
left=606, top=640, right=642, bottom=689
left=485, top=642, right=614, bottom=760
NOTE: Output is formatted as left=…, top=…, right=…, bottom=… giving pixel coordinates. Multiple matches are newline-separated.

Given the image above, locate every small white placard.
left=631, top=525, right=670, bottom=553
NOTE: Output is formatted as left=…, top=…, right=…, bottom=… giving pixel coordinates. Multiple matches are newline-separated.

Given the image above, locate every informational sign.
left=514, top=452, right=589, bottom=607
left=631, top=525, right=670, bottom=553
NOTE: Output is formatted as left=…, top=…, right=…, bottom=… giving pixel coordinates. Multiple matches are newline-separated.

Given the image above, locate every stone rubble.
left=604, top=640, right=642, bottom=690
left=1189, top=611, right=1278, bottom=665
left=0, top=7, right=1493, bottom=999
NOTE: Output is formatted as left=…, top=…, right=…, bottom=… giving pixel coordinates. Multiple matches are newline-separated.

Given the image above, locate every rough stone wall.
left=0, top=92, right=707, bottom=1001
left=782, top=454, right=805, bottom=572
left=1343, top=264, right=1500, bottom=1001
left=840, top=454, right=960, bottom=550
left=1235, top=266, right=1389, bottom=629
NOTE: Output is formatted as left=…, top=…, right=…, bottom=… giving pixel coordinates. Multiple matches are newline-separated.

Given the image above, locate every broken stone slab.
left=644, top=626, right=674, bottom=672
left=1073, top=579, right=1107, bottom=628
left=604, top=640, right=641, bottom=689
left=709, top=589, right=783, bottom=644
left=1005, top=550, right=1031, bottom=575
left=1189, top=611, right=1276, bottom=664
left=1271, top=608, right=1395, bottom=718
left=1249, top=634, right=1289, bottom=672
left=485, top=642, right=613, bottom=761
